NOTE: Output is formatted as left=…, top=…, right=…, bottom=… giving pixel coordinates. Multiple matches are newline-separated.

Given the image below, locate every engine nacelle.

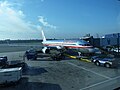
left=42, top=47, right=50, bottom=54
left=56, top=46, right=62, bottom=49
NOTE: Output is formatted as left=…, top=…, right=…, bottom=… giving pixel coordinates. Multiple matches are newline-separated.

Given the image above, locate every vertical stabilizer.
left=41, top=29, right=46, bottom=42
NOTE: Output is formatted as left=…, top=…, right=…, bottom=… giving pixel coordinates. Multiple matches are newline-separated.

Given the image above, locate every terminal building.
left=84, top=33, right=120, bottom=55
left=85, top=33, right=120, bottom=48
left=100, top=33, right=120, bottom=47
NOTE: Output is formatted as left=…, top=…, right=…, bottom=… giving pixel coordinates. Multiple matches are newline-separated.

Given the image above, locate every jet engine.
left=42, top=47, right=50, bottom=54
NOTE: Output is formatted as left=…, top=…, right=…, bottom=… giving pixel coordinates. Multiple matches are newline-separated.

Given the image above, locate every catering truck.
left=0, top=67, right=22, bottom=85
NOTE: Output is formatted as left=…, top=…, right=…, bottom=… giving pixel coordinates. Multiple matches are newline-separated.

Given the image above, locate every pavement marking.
left=64, top=54, right=91, bottom=62
left=64, top=54, right=77, bottom=59
left=79, top=75, right=120, bottom=90
left=67, top=62, right=111, bottom=80
left=80, top=58, right=91, bottom=62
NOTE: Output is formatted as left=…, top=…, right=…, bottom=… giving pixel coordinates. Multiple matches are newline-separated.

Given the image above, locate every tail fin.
left=41, top=29, right=46, bottom=42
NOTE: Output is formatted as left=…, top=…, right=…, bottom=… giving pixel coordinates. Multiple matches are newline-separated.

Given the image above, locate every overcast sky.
left=0, top=0, right=120, bottom=40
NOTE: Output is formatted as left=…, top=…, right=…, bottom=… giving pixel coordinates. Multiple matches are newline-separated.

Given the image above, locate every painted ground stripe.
left=64, top=54, right=91, bottom=62
left=80, top=58, right=91, bottom=62
left=64, top=54, right=77, bottom=59
left=79, top=75, right=120, bottom=90
left=67, top=62, right=111, bottom=80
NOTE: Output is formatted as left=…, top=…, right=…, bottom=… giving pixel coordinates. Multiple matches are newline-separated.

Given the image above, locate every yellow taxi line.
left=64, top=54, right=91, bottom=62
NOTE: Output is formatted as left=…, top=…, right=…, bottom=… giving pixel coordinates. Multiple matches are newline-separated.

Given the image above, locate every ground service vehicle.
left=0, top=56, right=7, bottom=66
left=0, top=67, right=22, bottom=85
left=25, top=48, right=65, bottom=61
left=25, top=49, right=37, bottom=60
left=91, top=55, right=116, bottom=68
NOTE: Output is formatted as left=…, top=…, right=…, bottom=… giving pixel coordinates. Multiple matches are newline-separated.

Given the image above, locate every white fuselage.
left=42, top=40, right=96, bottom=53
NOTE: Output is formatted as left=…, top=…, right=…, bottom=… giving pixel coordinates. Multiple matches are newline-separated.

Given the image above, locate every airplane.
left=41, top=29, right=98, bottom=55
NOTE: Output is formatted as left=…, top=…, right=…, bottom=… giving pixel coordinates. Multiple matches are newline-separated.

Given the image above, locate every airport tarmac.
left=0, top=45, right=120, bottom=90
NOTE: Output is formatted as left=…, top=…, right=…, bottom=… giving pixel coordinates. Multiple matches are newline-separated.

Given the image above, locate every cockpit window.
left=84, top=44, right=91, bottom=46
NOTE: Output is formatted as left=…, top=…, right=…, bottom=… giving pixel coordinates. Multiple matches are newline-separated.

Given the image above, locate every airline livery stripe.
left=44, top=44, right=92, bottom=48
left=64, top=46, right=92, bottom=48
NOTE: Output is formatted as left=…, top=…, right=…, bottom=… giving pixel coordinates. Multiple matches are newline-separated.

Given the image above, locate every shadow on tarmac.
left=26, top=55, right=75, bottom=62
left=0, top=77, right=62, bottom=90
left=22, top=66, right=48, bottom=76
